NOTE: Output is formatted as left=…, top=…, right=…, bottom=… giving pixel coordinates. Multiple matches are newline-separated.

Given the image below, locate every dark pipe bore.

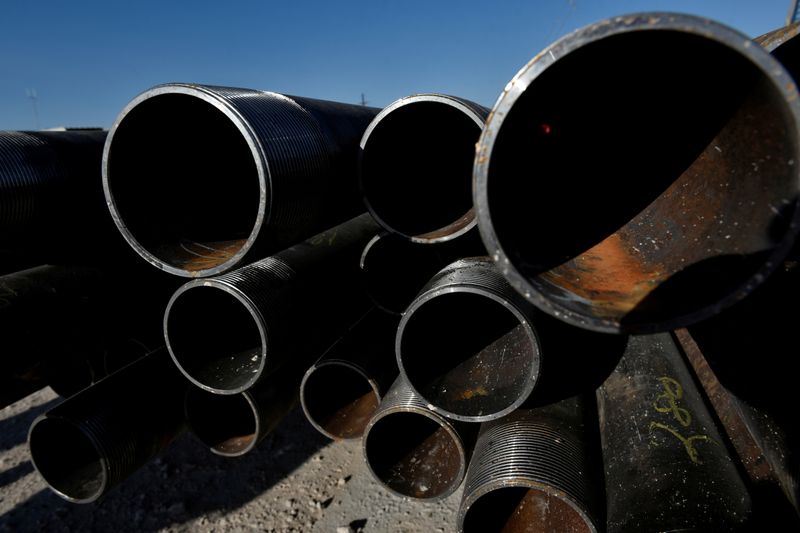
left=474, top=13, right=800, bottom=333
left=360, top=94, right=488, bottom=242
left=397, top=258, right=541, bottom=422
left=185, top=388, right=259, bottom=456
left=104, top=84, right=379, bottom=277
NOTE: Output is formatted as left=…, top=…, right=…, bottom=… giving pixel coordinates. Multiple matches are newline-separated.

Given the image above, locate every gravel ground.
left=0, top=387, right=460, bottom=532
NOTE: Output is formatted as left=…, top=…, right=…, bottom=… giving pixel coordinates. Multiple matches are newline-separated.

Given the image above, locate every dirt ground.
left=0, top=387, right=460, bottom=532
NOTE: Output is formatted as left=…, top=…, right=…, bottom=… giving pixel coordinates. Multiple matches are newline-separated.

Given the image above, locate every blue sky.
left=0, top=1, right=792, bottom=130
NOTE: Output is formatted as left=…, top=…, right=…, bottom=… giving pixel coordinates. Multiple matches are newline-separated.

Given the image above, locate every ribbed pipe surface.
left=165, top=214, right=378, bottom=394
left=362, top=376, right=475, bottom=501
left=397, top=257, right=541, bottom=422
left=360, top=94, right=488, bottom=243
left=474, top=13, right=800, bottom=333
left=458, top=398, right=601, bottom=533
left=103, top=83, right=378, bottom=277
left=28, top=350, right=186, bottom=503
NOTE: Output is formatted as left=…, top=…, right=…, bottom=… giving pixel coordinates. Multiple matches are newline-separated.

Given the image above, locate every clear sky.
left=0, top=0, right=793, bottom=130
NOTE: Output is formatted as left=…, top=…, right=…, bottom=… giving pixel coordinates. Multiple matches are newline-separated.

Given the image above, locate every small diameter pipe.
left=474, top=13, right=800, bottom=333
left=28, top=349, right=187, bottom=503
left=164, top=214, right=379, bottom=394
left=359, top=94, right=489, bottom=243
left=396, top=258, right=541, bottom=422
left=362, top=376, right=476, bottom=501
left=457, top=397, right=602, bottom=533
left=103, top=83, right=379, bottom=277
left=300, top=309, right=399, bottom=440
left=597, top=333, right=751, bottom=531
left=185, top=356, right=304, bottom=457
left=359, top=228, right=486, bottom=315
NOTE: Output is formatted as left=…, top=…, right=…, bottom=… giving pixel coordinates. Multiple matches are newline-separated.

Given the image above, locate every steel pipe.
left=28, top=349, right=187, bottom=503
left=103, top=83, right=379, bottom=277
left=396, top=258, right=541, bottom=422
left=362, top=376, right=475, bottom=500
left=457, top=397, right=602, bottom=533
left=598, top=333, right=752, bottom=531
left=165, top=214, right=378, bottom=394
left=360, top=94, right=488, bottom=243
left=301, top=309, right=399, bottom=440
left=474, top=13, right=800, bottom=333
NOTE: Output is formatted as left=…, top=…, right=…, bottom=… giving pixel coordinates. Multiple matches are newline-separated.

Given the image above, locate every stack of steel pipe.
left=1, top=10, right=799, bottom=531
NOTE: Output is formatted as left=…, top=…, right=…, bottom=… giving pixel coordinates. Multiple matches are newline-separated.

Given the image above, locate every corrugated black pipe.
left=164, top=214, right=378, bottom=394
left=396, top=258, right=541, bottom=422
left=362, top=376, right=477, bottom=501
left=300, top=309, right=399, bottom=440
left=597, top=333, right=752, bottom=531
left=360, top=94, right=488, bottom=243
left=28, top=349, right=187, bottom=503
left=457, top=397, right=602, bottom=533
left=103, top=83, right=379, bottom=277
left=474, top=13, right=800, bottom=333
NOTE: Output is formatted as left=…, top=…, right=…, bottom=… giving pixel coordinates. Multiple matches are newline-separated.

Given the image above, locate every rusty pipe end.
left=103, top=84, right=267, bottom=278
left=362, top=378, right=468, bottom=501
left=185, top=387, right=259, bottom=457
left=28, top=415, right=109, bottom=504
left=359, top=94, right=487, bottom=243
left=397, top=259, right=541, bottom=422
left=475, top=13, right=800, bottom=333
left=164, top=279, right=267, bottom=394
left=300, top=359, right=381, bottom=440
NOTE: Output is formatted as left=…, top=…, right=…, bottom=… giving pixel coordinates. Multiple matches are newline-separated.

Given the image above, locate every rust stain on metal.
left=320, top=390, right=379, bottom=440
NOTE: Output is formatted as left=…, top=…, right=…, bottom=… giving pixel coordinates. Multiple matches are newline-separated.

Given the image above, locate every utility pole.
left=26, top=89, right=41, bottom=130
left=360, top=93, right=368, bottom=106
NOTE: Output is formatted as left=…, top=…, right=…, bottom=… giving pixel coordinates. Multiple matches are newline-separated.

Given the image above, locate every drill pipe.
left=28, top=349, right=187, bottom=503
left=0, top=265, right=172, bottom=408
left=597, top=333, right=751, bottom=532
left=164, top=214, right=378, bottom=394
left=359, top=228, right=485, bottom=315
left=457, top=397, right=602, bottom=533
left=473, top=13, right=800, bottom=333
left=300, top=309, right=399, bottom=440
left=396, top=257, right=541, bottom=422
left=103, top=83, right=379, bottom=277
left=362, top=376, right=476, bottom=501
left=0, top=130, right=123, bottom=265
left=359, top=94, right=489, bottom=243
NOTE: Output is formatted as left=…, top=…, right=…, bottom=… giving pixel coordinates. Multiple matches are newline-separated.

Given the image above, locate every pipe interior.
left=167, top=286, right=263, bottom=392
left=185, top=388, right=256, bottom=455
left=365, top=411, right=461, bottom=498
left=303, top=363, right=379, bottom=439
left=772, top=33, right=800, bottom=81
left=400, top=292, right=537, bottom=418
left=107, top=93, right=260, bottom=273
left=361, top=101, right=478, bottom=239
left=487, top=30, right=799, bottom=327
left=361, top=234, right=444, bottom=314
left=462, top=486, right=592, bottom=533
left=29, top=417, right=105, bottom=502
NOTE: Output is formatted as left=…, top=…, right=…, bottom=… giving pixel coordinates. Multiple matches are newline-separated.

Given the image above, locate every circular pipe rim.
left=102, top=83, right=269, bottom=278
left=362, top=404, right=467, bottom=501
left=359, top=93, right=482, bottom=244
left=300, top=358, right=382, bottom=440
left=396, top=284, right=541, bottom=422
left=473, top=12, right=800, bottom=334
left=185, top=388, right=260, bottom=457
left=164, top=278, right=268, bottom=395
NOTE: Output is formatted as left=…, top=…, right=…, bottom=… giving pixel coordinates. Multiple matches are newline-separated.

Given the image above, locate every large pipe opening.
left=479, top=23, right=800, bottom=332
left=29, top=417, right=106, bottom=503
left=461, top=486, right=594, bottom=533
left=165, top=284, right=264, bottom=393
left=364, top=411, right=463, bottom=499
left=301, top=361, right=380, bottom=439
left=185, top=387, right=257, bottom=456
left=360, top=98, right=481, bottom=242
left=105, top=90, right=262, bottom=276
left=399, top=291, right=539, bottom=421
